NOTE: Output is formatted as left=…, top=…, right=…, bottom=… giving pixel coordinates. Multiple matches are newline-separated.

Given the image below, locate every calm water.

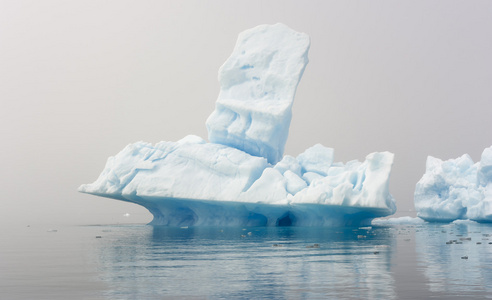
left=1, top=219, right=492, bottom=299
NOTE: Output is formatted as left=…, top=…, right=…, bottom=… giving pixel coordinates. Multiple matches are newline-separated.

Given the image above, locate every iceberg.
left=80, top=24, right=396, bottom=227
left=414, top=146, right=492, bottom=222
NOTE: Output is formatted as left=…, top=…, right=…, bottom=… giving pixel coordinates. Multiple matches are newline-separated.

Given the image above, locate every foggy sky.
left=1, top=0, right=491, bottom=225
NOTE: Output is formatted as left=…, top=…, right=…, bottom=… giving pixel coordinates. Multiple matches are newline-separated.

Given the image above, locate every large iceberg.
left=80, top=24, right=396, bottom=226
left=414, top=146, right=492, bottom=222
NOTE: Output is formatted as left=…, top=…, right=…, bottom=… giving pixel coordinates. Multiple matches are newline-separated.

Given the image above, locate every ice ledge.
left=79, top=192, right=395, bottom=227
left=79, top=138, right=396, bottom=226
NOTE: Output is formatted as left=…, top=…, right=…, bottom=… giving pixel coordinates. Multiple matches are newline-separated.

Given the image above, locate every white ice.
left=414, top=146, right=492, bottom=222
left=79, top=24, right=396, bottom=226
left=371, top=216, right=425, bottom=226
left=80, top=137, right=396, bottom=226
left=206, top=23, right=310, bottom=165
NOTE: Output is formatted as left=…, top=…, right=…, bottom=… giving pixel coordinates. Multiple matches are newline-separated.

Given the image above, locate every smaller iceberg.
left=414, top=146, right=492, bottom=222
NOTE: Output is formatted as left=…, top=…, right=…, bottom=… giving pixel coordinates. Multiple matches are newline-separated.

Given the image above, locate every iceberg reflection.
left=93, top=226, right=396, bottom=299
left=415, top=221, right=492, bottom=295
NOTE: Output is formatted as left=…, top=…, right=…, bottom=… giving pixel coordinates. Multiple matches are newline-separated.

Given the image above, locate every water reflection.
left=95, top=226, right=397, bottom=299
left=414, top=222, right=492, bottom=296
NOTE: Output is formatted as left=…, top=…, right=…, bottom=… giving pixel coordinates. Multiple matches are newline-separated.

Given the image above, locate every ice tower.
left=206, top=24, right=310, bottom=164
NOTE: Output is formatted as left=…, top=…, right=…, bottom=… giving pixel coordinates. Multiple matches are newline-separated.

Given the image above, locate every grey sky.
left=1, top=0, right=491, bottom=225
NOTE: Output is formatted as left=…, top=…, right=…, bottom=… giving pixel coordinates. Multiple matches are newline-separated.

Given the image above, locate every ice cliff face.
left=79, top=24, right=396, bottom=226
left=414, top=146, right=492, bottom=222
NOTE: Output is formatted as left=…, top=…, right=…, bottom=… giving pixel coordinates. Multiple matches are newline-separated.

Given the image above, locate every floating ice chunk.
left=414, top=146, right=492, bottom=222
left=452, top=219, right=478, bottom=225
left=371, top=216, right=425, bottom=226
left=80, top=24, right=396, bottom=227
left=206, top=23, right=310, bottom=164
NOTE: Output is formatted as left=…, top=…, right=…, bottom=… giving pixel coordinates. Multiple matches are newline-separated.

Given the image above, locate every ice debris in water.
left=371, top=216, right=425, bottom=226
left=79, top=24, right=396, bottom=227
left=414, top=146, right=492, bottom=222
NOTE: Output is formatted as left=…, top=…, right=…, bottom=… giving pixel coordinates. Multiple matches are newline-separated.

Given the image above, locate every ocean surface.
left=1, top=214, right=492, bottom=299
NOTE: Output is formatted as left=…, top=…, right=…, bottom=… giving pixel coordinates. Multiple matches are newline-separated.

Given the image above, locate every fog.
left=1, top=0, right=491, bottom=225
